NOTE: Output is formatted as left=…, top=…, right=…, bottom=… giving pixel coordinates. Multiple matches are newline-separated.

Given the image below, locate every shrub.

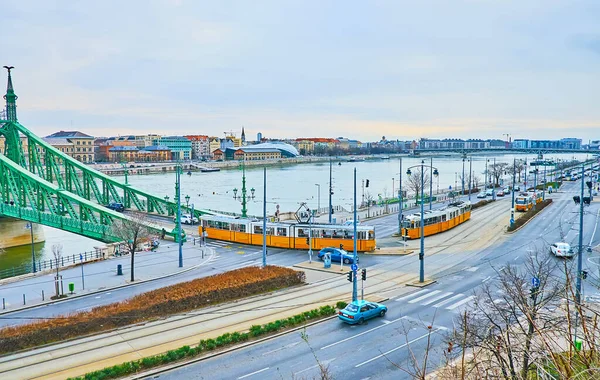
left=0, top=266, right=304, bottom=354
left=471, top=199, right=494, bottom=210
left=336, top=301, right=348, bottom=309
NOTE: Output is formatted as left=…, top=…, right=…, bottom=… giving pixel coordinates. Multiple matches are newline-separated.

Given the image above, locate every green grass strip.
left=67, top=303, right=345, bottom=380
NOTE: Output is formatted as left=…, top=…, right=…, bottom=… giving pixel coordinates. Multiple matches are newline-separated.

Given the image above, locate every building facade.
left=152, top=136, right=192, bottom=160
left=44, top=131, right=95, bottom=163
left=184, top=135, right=210, bottom=159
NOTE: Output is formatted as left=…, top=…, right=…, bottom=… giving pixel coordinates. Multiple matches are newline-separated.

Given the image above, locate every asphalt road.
left=154, top=179, right=600, bottom=380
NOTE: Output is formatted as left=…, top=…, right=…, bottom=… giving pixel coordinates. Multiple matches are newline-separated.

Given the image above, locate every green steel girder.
left=0, top=151, right=175, bottom=242
left=0, top=120, right=211, bottom=219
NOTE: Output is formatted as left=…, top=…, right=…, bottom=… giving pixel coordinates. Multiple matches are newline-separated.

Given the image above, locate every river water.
left=0, top=152, right=591, bottom=270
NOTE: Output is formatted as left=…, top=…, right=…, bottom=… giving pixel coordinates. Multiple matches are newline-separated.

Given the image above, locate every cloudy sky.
left=1, top=0, right=599, bottom=142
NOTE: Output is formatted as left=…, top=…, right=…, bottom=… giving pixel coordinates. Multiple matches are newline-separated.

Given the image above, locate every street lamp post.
left=315, top=184, right=321, bottom=214
left=398, top=157, right=403, bottom=236
left=510, top=158, right=516, bottom=228
left=185, top=194, right=190, bottom=210
left=533, top=168, right=538, bottom=210
left=232, top=160, right=255, bottom=218
left=25, top=222, right=36, bottom=273
left=392, top=177, right=395, bottom=197
left=429, top=157, right=433, bottom=210
left=484, top=158, right=489, bottom=194
left=329, top=158, right=333, bottom=223
left=176, top=163, right=183, bottom=268
left=352, top=167, right=358, bottom=302
left=468, top=157, right=472, bottom=201
left=492, top=158, right=496, bottom=200
left=462, top=157, right=466, bottom=197
left=543, top=163, right=547, bottom=201
left=407, top=160, right=439, bottom=283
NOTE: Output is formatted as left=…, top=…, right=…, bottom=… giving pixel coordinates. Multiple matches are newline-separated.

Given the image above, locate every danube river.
left=0, top=152, right=592, bottom=270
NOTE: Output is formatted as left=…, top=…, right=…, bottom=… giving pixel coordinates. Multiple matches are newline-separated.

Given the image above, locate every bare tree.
left=406, top=168, right=431, bottom=204
left=51, top=243, right=63, bottom=298
left=489, top=162, right=509, bottom=187
left=111, top=213, right=153, bottom=282
left=509, top=160, right=525, bottom=183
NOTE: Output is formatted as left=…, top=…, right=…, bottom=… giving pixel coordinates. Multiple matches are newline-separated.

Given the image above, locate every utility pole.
left=329, top=158, right=333, bottom=223
left=492, top=157, right=496, bottom=200
left=352, top=168, right=358, bottom=302
left=574, top=164, right=585, bottom=346
left=533, top=168, right=538, bottom=210
left=462, top=157, right=466, bottom=197
left=262, top=167, right=267, bottom=268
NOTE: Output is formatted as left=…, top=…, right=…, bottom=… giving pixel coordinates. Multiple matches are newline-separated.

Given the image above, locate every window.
left=254, top=226, right=263, bottom=234
left=277, top=227, right=287, bottom=236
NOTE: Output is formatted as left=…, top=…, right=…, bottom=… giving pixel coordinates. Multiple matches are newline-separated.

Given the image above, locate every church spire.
left=241, top=126, right=246, bottom=144
left=3, top=66, right=18, bottom=121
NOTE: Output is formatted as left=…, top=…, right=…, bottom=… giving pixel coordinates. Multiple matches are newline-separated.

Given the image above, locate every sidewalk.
left=0, top=240, right=212, bottom=313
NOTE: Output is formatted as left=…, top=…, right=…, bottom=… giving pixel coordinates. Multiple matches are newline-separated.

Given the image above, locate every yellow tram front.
left=199, top=215, right=376, bottom=252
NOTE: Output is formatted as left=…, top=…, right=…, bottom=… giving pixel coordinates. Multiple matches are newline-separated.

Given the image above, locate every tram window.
left=266, top=227, right=275, bottom=235
left=442, top=215, right=446, bottom=222
left=277, top=227, right=287, bottom=236
left=368, top=231, right=375, bottom=240
left=231, top=223, right=246, bottom=232
left=322, top=229, right=331, bottom=238
left=254, top=226, right=263, bottom=234
left=357, top=231, right=366, bottom=239
left=298, top=229, right=307, bottom=237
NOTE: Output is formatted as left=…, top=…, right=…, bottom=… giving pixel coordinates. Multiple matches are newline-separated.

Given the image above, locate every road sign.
left=532, top=277, right=540, bottom=288
left=351, top=263, right=358, bottom=271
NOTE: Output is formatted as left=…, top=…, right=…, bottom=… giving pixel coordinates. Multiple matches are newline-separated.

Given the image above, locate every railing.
left=0, top=250, right=105, bottom=280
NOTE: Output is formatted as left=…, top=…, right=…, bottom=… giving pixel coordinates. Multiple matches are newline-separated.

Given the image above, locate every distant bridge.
left=412, top=147, right=591, bottom=159
left=0, top=69, right=212, bottom=242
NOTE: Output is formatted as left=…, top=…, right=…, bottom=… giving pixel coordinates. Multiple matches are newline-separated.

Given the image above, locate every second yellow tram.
left=401, top=201, right=471, bottom=239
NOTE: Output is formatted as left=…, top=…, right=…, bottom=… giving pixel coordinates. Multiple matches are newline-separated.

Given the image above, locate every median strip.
left=66, top=304, right=341, bottom=380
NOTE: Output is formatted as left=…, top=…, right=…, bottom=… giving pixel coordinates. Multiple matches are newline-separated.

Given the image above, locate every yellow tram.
left=401, top=201, right=471, bottom=239
left=199, top=215, right=377, bottom=252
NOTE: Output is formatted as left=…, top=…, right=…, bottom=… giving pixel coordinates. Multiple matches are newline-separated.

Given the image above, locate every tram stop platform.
left=366, top=247, right=414, bottom=256
left=293, top=260, right=350, bottom=275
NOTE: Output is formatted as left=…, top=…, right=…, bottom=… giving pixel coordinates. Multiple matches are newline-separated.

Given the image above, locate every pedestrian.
left=202, top=230, right=208, bottom=246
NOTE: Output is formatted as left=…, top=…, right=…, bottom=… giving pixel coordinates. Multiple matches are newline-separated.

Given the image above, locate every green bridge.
left=0, top=67, right=209, bottom=243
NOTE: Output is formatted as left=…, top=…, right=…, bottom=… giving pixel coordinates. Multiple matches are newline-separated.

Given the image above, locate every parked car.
left=106, top=202, right=125, bottom=212
left=174, top=215, right=199, bottom=225
left=338, top=300, right=387, bottom=325
left=503, top=187, right=511, bottom=194
left=496, top=190, right=505, bottom=197
left=476, top=192, right=487, bottom=199
left=550, top=242, right=574, bottom=258
left=513, top=186, right=521, bottom=192
left=318, top=247, right=358, bottom=264
left=485, top=189, right=494, bottom=196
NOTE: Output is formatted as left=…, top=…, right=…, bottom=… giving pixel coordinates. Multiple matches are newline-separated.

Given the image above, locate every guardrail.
left=0, top=250, right=104, bottom=280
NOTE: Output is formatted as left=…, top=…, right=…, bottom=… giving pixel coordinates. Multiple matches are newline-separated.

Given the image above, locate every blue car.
left=317, top=247, right=358, bottom=264
left=338, top=300, right=388, bottom=325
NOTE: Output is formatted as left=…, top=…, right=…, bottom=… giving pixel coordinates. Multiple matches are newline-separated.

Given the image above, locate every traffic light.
left=366, top=179, right=370, bottom=188
left=582, top=271, right=588, bottom=280
left=347, top=271, right=353, bottom=282
left=583, top=197, right=591, bottom=205
left=361, top=268, right=367, bottom=281
left=573, top=196, right=581, bottom=204
left=586, top=181, right=593, bottom=189
left=331, top=206, right=334, bottom=215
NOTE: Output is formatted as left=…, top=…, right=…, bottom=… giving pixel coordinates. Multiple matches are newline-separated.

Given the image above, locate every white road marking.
left=394, top=289, right=430, bottom=302
left=262, top=342, right=301, bottom=356
left=464, top=266, right=479, bottom=272
left=237, top=367, right=269, bottom=379
left=421, top=292, right=453, bottom=305
left=294, top=359, right=337, bottom=376
left=514, top=256, right=520, bottom=261
left=94, top=296, right=101, bottom=299
left=355, top=329, right=442, bottom=367
left=482, top=276, right=491, bottom=283
left=320, top=316, right=407, bottom=350
left=446, top=295, right=475, bottom=310
left=408, top=290, right=442, bottom=304
left=433, top=294, right=464, bottom=308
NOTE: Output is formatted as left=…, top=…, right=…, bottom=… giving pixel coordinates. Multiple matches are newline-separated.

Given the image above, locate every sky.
left=1, top=0, right=599, bottom=142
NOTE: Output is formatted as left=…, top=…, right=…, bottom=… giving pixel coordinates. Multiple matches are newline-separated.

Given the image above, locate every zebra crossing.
left=394, top=289, right=477, bottom=312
